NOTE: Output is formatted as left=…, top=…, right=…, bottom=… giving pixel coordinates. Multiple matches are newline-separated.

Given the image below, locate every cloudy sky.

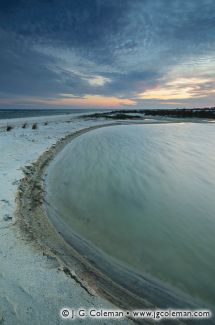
left=1, top=0, right=215, bottom=109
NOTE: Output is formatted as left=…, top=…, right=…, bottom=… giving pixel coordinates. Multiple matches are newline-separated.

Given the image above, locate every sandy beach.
left=1, top=113, right=214, bottom=325
left=0, top=114, right=135, bottom=325
left=0, top=113, right=186, bottom=325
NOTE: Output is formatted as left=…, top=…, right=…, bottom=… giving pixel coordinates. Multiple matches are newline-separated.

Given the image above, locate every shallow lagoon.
left=46, top=123, right=215, bottom=307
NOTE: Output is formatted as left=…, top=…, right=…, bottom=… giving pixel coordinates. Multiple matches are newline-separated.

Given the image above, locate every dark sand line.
left=16, top=122, right=214, bottom=325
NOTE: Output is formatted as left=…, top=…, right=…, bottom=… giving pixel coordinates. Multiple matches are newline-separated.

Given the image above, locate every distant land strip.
left=86, top=108, right=215, bottom=120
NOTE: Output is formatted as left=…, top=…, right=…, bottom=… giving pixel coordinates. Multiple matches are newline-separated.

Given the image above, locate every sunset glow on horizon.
left=38, top=95, right=136, bottom=108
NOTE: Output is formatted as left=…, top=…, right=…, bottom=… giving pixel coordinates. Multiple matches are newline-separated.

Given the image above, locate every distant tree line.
left=86, top=108, right=215, bottom=119
left=139, top=108, right=215, bottom=118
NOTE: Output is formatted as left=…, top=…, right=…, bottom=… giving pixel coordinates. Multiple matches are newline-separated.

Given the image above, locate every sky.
left=1, top=0, right=215, bottom=110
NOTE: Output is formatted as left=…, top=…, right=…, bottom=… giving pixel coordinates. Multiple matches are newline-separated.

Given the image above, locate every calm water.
left=46, top=123, right=215, bottom=307
left=0, top=108, right=101, bottom=119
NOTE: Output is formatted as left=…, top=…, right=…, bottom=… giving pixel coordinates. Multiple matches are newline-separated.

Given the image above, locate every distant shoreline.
left=1, top=107, right=215, bottom=121
left=85, top=108, right=215, bottom=120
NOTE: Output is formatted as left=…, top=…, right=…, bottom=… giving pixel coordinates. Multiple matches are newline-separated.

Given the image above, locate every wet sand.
left=0, top=115, right=131, bottom=325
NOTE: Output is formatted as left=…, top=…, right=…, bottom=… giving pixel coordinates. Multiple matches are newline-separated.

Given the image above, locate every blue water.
left=46, top=123, right=215, bottom=307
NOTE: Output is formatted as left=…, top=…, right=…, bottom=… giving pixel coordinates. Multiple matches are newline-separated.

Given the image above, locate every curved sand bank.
left=0, top=116, right=134, bottom=325
left=16, top=122, right=214, bottom=325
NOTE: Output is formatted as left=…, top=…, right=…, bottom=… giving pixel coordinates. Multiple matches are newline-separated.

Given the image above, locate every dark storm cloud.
left=1, top=0, right=215, bottom=106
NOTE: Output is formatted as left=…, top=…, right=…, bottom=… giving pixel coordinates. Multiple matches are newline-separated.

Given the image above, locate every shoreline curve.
left=16, top=123, right=214, bottom=325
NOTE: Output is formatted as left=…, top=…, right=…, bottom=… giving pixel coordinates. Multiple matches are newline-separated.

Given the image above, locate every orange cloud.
left=37, top=95, right=136, bottom=107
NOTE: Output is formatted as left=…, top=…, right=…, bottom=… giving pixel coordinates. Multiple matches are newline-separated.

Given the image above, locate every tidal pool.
left=46, top=123, right=215, bottom=308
